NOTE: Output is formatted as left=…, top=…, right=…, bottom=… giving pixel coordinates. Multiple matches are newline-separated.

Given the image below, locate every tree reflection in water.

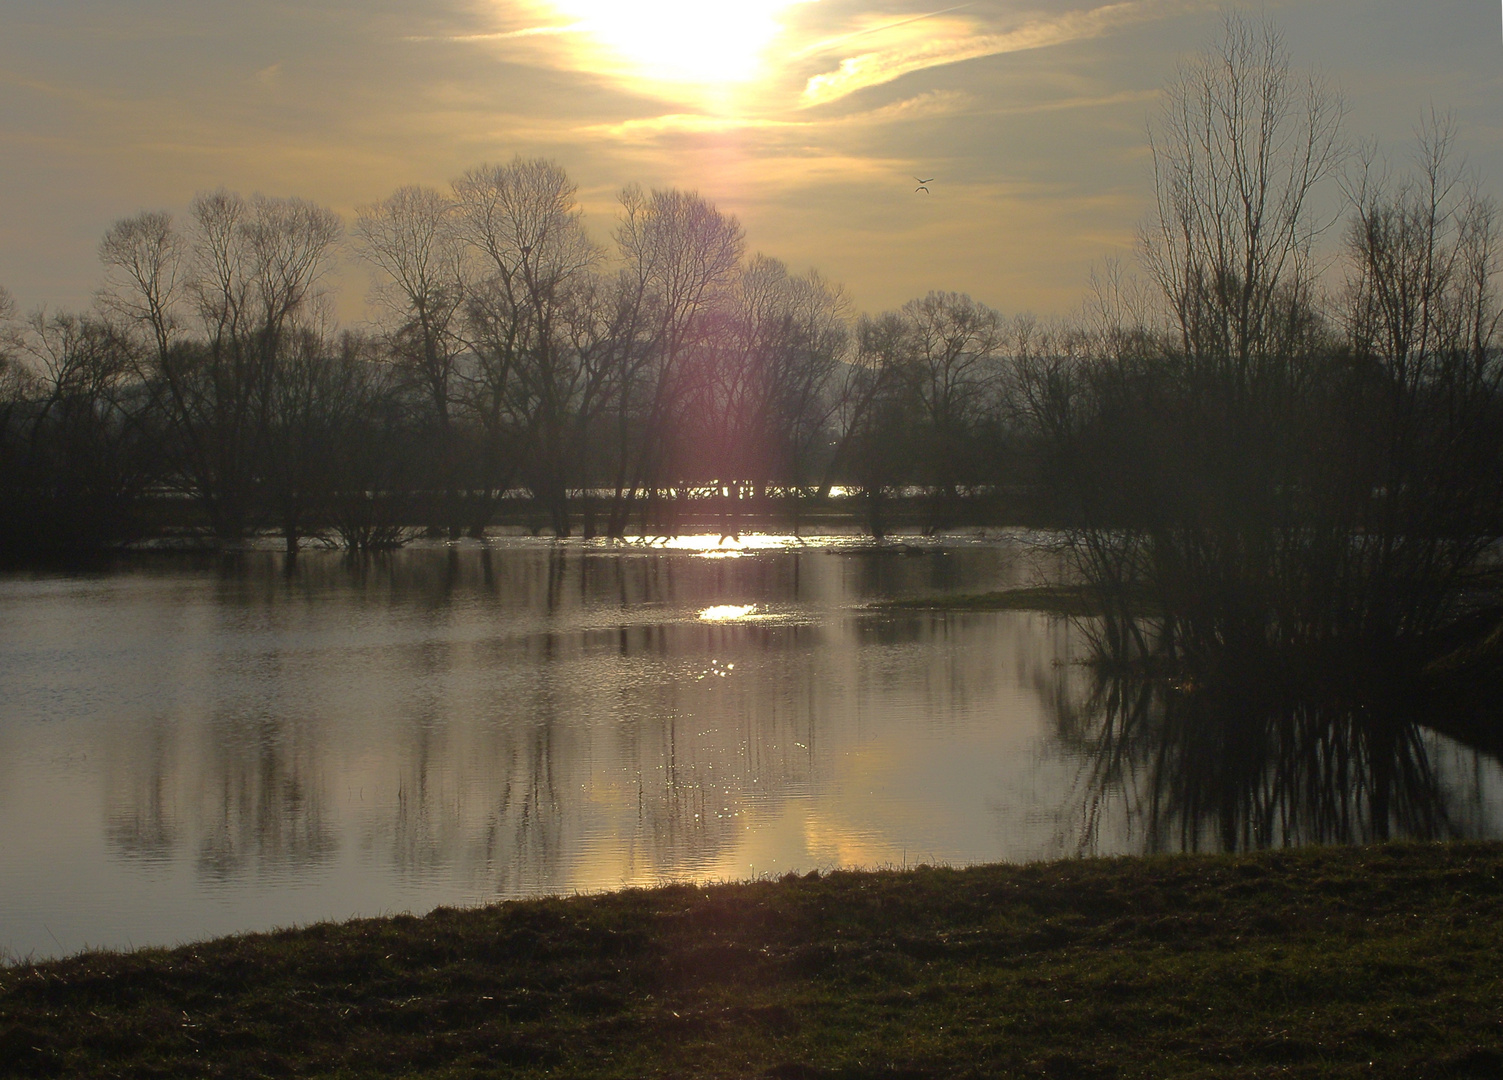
left=1058, top=610, right=1501, bottom=854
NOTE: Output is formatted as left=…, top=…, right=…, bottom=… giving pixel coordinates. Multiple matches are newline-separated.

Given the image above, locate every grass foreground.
left=3, top=844, right=1503, bottom=1079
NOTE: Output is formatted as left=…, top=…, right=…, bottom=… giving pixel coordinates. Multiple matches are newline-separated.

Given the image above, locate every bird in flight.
left=914, top=176, right=934, bottom=193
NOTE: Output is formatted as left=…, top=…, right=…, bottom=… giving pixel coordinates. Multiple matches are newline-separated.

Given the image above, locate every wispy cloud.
left=577, top=83, right=1144, bottom=148
left=578, top=90, right=973, bottom=146
left=790, top=4, right=978, bottom=61
left=848, top=89, right=973, bottom=124
left=995, top=87, right=1159, bottom=116
left=580, top=113, right=809, bottom=141
left=801, top=0, right=1195, bottom=107
left=403, top=24, right=587, bottom=43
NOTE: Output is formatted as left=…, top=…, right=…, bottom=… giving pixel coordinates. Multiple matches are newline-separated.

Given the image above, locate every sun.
left=548, top=0, right=803, bottom=89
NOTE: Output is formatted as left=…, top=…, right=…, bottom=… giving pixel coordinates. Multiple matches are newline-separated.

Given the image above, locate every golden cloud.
left=801, top=0, right=1197, bottom=107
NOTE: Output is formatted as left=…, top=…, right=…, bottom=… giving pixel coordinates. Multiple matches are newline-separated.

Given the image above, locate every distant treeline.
left=0, top=165, right=1030, bottom=557
left=1, top=19, right=1499, bottom=578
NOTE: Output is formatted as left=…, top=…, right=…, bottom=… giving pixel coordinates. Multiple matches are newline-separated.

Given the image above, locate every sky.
left=1, top=0, right=1500, bottom=323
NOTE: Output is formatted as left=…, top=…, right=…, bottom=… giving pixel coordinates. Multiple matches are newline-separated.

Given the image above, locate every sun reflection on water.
left=699, top=604, right=757, bottom=622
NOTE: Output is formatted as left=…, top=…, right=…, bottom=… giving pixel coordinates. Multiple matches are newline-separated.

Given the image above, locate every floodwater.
left=2, top=534, right=1500, bottom=961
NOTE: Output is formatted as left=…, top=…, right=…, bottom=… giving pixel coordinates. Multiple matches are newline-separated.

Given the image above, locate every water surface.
left=2, top=534, right=1499, bottom=960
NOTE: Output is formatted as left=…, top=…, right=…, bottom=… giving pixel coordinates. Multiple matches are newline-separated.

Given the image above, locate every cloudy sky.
left=2, top=0, right=1499, bottom=321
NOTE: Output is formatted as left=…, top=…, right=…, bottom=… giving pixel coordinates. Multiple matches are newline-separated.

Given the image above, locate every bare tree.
left=0, top=286, right=33, bottom=504
left=757, top=263, right=850, bottom=518
left=454, top=158, right=601, bottom=535
left=1344, top=115, right=1501, bottom=386
left=97, top=212, right=191, bottom=506
left=674, top=255, right=848, bottom=534
left=0, top=286, right=23, bottom=402
left=323, top=331, right=411, bottom=551
left=172, top=190, right=342, bottom=539
left=356, top=185, right=468, bottom=537
left=1141, top=13, right=1343, bottom=368
left=819, top=292, right=1003, bottom=532
left=1338, top=116, right=1503, bottom=635
left=609, top=184, right=743, bottom=535
left=5, top=309, right=155, bottom=555
left=98, top=211, right=186, bottom=369
left=1019, top=18, right=1503, bottom=681
left=901, top=291, right=1005, bottom=527
left=824, top=311, right=921, bottom=538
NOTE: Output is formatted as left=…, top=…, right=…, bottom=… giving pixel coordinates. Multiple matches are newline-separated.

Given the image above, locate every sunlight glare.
left=661, top=533, right=802, bottom=552
left=699, top=604, right=758, bottom=622
left=548, top=0, right=801, bottom=87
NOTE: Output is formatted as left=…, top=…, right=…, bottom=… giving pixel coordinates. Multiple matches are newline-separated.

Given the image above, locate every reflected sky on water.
left=2, top=534, right=1501, bottom=960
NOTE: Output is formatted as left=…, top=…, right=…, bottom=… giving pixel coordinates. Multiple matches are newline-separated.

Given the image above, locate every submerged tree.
left=1337, top=115, right=1503, bottom=637
left=610, top=184, right=744, bottom=536
left=1019, top=15, right=1502, bottom=674
left=3, top=35, right=1491, bottom=565
left=901, top=291, right=1006, bottom=528
left=356, top=185, right=468, bottom=538
left=3, top=310, right=157, bottom=557
left=100, top=193, right=342, bottom=541
left=454, top=157, right=602, bottom=535
left=828, top=311, right=921, bottom=538
left=674, top=255, right=849, bottom=533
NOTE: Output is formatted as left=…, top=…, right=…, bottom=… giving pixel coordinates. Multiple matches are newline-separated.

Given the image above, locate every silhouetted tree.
left=755, top=263, right=850, bottom=523
left=610, top=185, right=744, bottom=536
left=826, top=312, right=921, bottom=538
left=1017, top=17, right=1502, bottom=678
left=679, top=256, right=849, bottom=533
left=101, top=193, right=341, bottom=541
left=454, top=158, right=601, bottom=535
left=1335, top=115, right=1503, bottom=635
left=325, top=332, right=412, bottom=551
left=1141, top=13, right=1343, bottom=367
left=262, top=322, right=372, bottom=552
left=355, top=185, right=468, bottom=538
left=2, top=310, right=157, bottom=557
left=901, top=291, right=1005, bottom=528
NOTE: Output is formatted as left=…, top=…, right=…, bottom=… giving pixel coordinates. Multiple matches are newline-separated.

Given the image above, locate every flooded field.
left=2, top=534, right=1499, bottom=961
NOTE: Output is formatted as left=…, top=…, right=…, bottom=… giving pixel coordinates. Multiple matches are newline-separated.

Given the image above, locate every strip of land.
left=3, top=844, right=1502, bottom=1078
left=873, top=584, right=1107, bottom=616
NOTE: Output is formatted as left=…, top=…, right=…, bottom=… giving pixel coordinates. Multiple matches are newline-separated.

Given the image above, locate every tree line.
left=0, top=164, right=1029, bottom=557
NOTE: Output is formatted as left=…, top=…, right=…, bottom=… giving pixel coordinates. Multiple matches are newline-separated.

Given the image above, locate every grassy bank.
left=3, top=844, right=1502, bottom=1078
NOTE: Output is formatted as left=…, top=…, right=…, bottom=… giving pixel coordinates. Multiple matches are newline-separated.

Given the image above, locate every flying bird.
left=914, top=176, right=934, bottom=193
